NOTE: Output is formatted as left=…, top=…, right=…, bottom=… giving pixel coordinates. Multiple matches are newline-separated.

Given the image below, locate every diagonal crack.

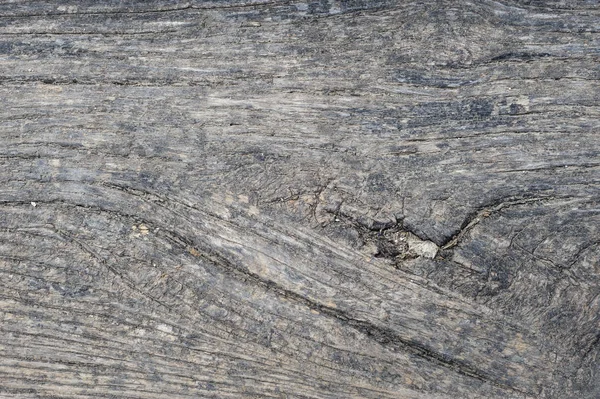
left=0, top=197, right=529, bottom=395
left=176, top=227, right=530, bottom=395
left=440, top=196, right=555, bottom=250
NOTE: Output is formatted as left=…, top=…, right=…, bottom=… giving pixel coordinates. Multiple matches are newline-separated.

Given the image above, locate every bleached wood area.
left=1, top=1, right=599, bottom=398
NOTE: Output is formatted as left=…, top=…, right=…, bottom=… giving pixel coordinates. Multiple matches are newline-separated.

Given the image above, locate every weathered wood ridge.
left=1, top=1, right=599, bottom=398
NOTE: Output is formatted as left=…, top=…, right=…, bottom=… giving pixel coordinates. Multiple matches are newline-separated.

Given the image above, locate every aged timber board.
left=0, top=0, right=599, bottom=398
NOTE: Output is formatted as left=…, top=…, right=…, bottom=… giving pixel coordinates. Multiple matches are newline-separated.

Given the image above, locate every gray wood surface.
left=1, top=1, right=599, bottom=398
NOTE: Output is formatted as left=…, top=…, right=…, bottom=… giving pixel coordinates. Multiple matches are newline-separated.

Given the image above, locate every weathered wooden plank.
left=0, top=1, right=599, bottom=398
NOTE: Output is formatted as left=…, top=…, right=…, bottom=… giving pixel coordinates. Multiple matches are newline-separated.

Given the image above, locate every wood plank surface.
left=0, top=1, right=599, bottom=398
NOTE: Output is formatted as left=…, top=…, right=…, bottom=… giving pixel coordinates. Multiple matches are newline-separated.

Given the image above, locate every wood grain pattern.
left=0, top=1, right=599, bottom=397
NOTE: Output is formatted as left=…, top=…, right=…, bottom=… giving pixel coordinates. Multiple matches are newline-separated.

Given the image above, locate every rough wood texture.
left=1, top=1, right=599, bottom=398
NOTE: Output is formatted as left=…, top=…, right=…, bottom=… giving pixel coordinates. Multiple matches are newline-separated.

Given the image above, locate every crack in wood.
left=441, top=196, right=557, bottom=250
